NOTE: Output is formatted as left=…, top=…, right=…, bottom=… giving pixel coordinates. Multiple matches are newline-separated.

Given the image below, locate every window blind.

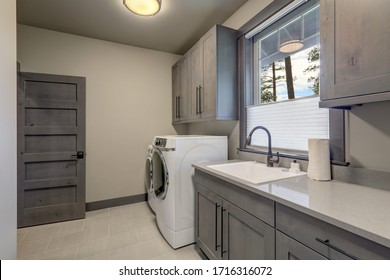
left=246, top=96, right=329, bottom=152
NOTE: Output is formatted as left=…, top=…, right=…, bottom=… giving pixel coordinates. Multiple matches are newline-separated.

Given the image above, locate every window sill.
left=238, top=147, right=308, bottom=161
left=238, top=148, right=350, bottom=166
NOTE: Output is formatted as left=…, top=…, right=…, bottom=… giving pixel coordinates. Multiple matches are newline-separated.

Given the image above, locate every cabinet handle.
left=175, top=96, right=179, bottom=118
left=196, top=86, right=199, bottom=114
left=221, top=206, right=227, bottom=258
left=198, top=85, right=202, bottom=114
left=315, top=238, right=359, bottom=260
left=177, top=96, right=181, bottom=118
left=215, top=204, right=221, bottom=251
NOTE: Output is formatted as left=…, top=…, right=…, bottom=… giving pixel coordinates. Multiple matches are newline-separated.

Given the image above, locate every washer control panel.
left=154, top=138, right=167, bottom=147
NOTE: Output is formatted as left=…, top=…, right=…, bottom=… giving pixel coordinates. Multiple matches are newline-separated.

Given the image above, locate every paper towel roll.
left=307, top=138, right=331, bottom=181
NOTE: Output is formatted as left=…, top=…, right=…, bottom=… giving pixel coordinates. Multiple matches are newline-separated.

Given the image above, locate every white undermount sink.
left=208, top=161, right=306, bottom=185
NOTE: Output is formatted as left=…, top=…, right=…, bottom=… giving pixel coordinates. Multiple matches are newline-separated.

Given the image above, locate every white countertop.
left=193, top=160, right=390, bottom=248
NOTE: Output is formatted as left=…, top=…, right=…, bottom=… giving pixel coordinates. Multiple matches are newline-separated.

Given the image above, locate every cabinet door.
left=172, top=57, right=190, bottom=122
left=188, top=43, right=203, bottom=120
left=195, top=185, right=223, bottom=260
left=201, top=28, right=217, bottom=119
left=179, top=55, right=190, bottom=120
left=172, top=61, right=180, bottom=122
left=276, top=231, right=327, bottom=260
left=222, top=201, right=275, bottom=260
left=320, top=0, right=390, bottom=107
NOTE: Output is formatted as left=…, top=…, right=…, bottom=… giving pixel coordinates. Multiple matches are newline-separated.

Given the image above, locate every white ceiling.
left=17, top=0, right=248, bottom=55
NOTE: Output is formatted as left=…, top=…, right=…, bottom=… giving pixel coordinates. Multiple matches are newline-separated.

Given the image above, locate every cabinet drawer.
left=276, top=203, right=390, bottom=260
left=196, top=170, right=274, bottom=226
left=276, top=230, right=327, bottom=260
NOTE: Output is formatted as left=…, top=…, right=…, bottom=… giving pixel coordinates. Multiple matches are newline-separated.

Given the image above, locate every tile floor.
left=17, top=202, right=202, bottom=260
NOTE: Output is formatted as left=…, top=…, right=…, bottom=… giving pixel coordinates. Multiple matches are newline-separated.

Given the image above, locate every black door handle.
left=71, top=151, right=85, bottom=159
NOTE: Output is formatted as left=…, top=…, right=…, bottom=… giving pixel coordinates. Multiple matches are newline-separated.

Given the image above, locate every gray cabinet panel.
left=320, top=0, right=390, bottom=108
left=172, top=25, right=238, bottom=123
left=276, top=230, right=327, bottom=260
left=195, top=174, right=275, bottom=260
left=197, top=170, right=275, bottom=226
left=223, top=201, right=275, bottom=260
left=276, top=203, right=390, bottom=260
left=195, top=184, right=223, bottom=260
left=172, top=56, right=190, bottom=122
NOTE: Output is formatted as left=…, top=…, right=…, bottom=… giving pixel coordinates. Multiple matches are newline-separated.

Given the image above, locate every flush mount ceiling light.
left=123, top=0, right=162, bottom=16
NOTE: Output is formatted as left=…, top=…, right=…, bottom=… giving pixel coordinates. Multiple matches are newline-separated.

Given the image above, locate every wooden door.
left=17, top=72, right=86, bottom=227
left=222, top=201, right=275, bottom=260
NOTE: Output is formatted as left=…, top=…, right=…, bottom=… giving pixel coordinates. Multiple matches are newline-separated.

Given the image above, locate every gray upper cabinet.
left=172, top=55, right=190, bottom=122
left=319, top=0, right=390, bottom=108
left=172, top=25, right=238, bottom=123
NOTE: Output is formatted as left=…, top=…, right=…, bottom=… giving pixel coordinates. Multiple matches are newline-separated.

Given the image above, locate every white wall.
left=0, top=0, right=17, bottom=259
left=18, top=25, right=181, bottom=202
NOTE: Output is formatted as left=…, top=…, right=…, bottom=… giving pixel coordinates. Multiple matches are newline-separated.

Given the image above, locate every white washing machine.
left=152, top=135, right=227, bottom=249
left=144, top=145, right=156, bottom=213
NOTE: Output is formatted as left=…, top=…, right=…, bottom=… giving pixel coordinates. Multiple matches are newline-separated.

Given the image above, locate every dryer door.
left=152, top=148, right=169, bottom=200
left=144, top=155, right=153, bottom=193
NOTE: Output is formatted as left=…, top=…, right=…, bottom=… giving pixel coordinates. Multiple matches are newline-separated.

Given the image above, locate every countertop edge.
left=193, top=160, right=390, bottom=248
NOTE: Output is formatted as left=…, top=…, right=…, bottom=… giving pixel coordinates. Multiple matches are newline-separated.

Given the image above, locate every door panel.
left=195, top=185, right=223, bottom=260
left=17, top=72, right=86, bottom=227
left=223, top=201, right=275, bottom=260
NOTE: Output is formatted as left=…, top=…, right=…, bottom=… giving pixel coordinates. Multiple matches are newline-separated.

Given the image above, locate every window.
left=255, top=4, right=320, bottom=104
left=243, top=0, right=330, bottom=154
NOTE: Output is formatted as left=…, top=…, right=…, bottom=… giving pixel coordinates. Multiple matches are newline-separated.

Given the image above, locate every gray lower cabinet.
left=222, top=200, right=275, bottom=260
left=276, top=203, right=390, bottom=260
left=195, top=185, right=223, bottom=259
left=276, top=231, right=327, bottom=260
left=194, top=168, right=390, bottom=260
left=195, top=184, right=275, bottom=260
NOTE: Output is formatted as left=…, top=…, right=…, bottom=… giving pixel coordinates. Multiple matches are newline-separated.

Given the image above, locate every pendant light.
left=279, top=39, right=304, bottom=53
left=278, top=16, right=304, bottom=53
left=123, top=0, right=162, bottom=16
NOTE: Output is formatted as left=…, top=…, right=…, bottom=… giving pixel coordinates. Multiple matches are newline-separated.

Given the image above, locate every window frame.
left=238, top=0, right=346, bottom=164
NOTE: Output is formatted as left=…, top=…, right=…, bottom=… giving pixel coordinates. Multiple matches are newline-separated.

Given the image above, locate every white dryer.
left=144, top=145, right=156, bottom=213
left=152, top=135, right=227, bottom=249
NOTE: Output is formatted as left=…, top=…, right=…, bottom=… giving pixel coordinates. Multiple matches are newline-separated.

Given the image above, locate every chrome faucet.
left=246, top=126, right=280, bottom=167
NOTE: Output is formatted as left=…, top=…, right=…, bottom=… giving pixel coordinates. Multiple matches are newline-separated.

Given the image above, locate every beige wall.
left=346, top=101, right=390, bottom=172
left=0, top=0, right=17, bottom=259
left=17, top=25, right=181, bottom=202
